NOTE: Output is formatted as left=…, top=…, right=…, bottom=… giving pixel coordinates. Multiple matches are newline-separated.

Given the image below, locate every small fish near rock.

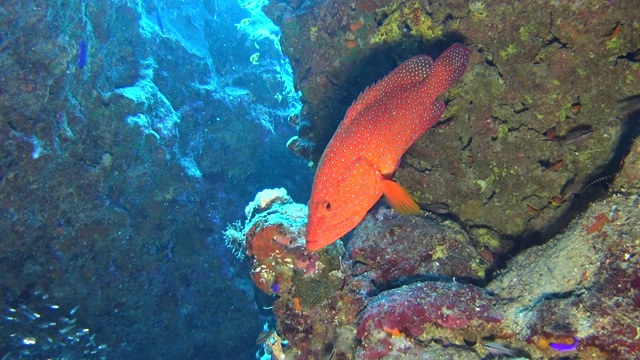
left=77, top=40, right=88, bottom=68
left=306, top=44, right=471, bottom=251
left=557, top=125, right=593, bottom=146
left=483, top=341, right=516, bottom=357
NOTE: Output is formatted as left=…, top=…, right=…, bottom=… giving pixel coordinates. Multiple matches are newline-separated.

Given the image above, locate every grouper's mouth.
left=305, top=216, right=357, bottom=251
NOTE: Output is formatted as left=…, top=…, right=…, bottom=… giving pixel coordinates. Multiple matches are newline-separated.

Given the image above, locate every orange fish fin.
left=381, top=179, right=421, bottom=215
left=423, top=43, right=471, bottom=98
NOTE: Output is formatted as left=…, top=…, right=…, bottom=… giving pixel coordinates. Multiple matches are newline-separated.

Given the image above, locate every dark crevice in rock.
left=460, top=135, right=472, bottom=151
left=512, top=103, right=640, bottom=254
left=615, top=48, right=640, bottom=66
left=372, top=273, right=481, bottom=294
left=479, top=48, right=503, bottom=78
left=541, top=35, right=570, bottom=50
left=528, top=289, right=586, bottom=309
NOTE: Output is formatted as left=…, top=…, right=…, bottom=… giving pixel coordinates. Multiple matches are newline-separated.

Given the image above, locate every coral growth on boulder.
left=235, top=182, right=640, bottom=359
left=349, top=208, right=488, bottom=291
left=356, top=282, right=504, bottom=359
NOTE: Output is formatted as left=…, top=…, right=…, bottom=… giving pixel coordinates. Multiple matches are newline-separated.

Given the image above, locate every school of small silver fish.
left=1, top=291, right=107, bottom=359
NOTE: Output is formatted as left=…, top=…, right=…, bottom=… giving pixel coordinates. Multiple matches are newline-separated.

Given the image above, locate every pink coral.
left=357, top=282, right=504, bottom=358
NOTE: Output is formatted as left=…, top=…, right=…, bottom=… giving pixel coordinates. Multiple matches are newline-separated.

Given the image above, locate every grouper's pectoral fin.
left=381, top=179, right=421, bottom=215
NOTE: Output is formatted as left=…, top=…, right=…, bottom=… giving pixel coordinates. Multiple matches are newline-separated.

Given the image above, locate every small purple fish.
left=549, top=337, right=579, bottom=352
left=77, top=40, right=87, bottom=68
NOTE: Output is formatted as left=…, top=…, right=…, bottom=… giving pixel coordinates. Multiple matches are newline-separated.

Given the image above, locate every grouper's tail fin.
left=424, top=43, right=471, bottom=98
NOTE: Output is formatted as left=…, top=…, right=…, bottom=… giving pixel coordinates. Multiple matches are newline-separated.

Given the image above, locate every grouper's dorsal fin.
left=342, top=55, right=434, bottom=128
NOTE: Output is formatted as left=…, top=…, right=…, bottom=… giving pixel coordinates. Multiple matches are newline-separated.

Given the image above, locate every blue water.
left=0, top=0, right=311, bottom=358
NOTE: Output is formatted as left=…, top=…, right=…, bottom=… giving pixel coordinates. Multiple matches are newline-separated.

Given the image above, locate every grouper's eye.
left=322, top=201, right=331, bottom=211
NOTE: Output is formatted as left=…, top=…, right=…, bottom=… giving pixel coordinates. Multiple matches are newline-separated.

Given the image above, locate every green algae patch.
left=468, top=1, right=487, bottom=19
left=309, top=26, right=318, bottom=42
left=499, top=44, right=518, bottom=60
left=293, top=273, right=343, bottom=308
left=370, top=4, right=442, bottom=45
left=519, top=23, right=536, bottom=41
left=291, top=245, right=343, bottom=308
left=454, top=62, right=505, bottom=108
left=606, top=35, right=623, bottom=52
left=497, top=123, right=510, bottom=140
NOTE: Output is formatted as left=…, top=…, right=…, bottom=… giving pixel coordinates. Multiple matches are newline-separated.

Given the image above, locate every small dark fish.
left=36, top=322, right=55, bottom=329
left=559, top=125, right=593, bottom=146
left=60, top=324, right=75, bottom=334
left=256, top=329, right=275, bottom=344
left=561, top=174, right=615, bottom=202
left=18, top=305, right=40, bottom=321
left=560, top=177, right=581, bottom=202
left=77, top=40, right=88, bottom=68
left=59, top=316, right=74, bottom=324
left=421, top=202, right=451, bottom=214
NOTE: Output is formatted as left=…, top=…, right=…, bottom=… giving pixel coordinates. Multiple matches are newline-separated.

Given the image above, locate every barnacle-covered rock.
left=240, top=188, right=310, bottom=295
left=488, top=190, right=640, bottom=359
left=349, top=208, right=488, bottom=291
left=239, top=189, right=365, bottom=358
left=356, top=282, right=505, bottom=359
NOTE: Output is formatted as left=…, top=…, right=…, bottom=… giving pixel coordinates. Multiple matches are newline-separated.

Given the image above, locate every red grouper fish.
left=306, top=43, right=471, bottom=251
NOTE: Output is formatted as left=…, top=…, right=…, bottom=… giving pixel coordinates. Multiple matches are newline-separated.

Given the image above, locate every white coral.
left=223, top=220, right=247, bottom=260
left=244, top=188, right=290, bottom=219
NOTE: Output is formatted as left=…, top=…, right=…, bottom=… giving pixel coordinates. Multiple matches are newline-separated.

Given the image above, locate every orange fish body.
left=306, top=44, right=471, bottom=251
